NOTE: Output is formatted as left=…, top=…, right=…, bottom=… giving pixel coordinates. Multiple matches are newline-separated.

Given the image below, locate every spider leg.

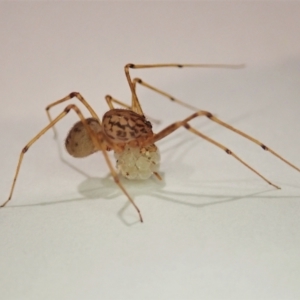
left=184, top=123, right=280, bottom=189
left=203, top=114, right=300, bottom=173
left=124, top=63, right=244, bottom=116
left=94, top=135, right=143, bottom=222
left=131, top=79, right=300, bottom=175
left=3, top=104, right=143, bottom=222
left=45, top=92, right=100, bottom=138
left=105, top=95, right=131, bottom=110
left=132, top=78, right=200, bottom=111
left=145, top=110, right=299, bottom=186
left=2, top=104, right=78, bottom=207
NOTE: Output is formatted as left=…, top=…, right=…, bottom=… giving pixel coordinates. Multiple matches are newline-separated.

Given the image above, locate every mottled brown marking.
left=145, top=120, right=152, bottom=128
left=135, top=123, right=145, bottom=128
left=102, top=109, right=153, bottom=143
left=141, top=128, right=148, bottom=134
left=117, top=130, right=127, bottom=138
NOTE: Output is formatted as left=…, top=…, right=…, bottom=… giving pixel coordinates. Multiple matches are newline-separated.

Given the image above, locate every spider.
left=2, top=63, right=299, bottom=222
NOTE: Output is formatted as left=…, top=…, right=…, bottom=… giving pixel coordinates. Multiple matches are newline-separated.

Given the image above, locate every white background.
left=0, top=2, right=300, bottom=300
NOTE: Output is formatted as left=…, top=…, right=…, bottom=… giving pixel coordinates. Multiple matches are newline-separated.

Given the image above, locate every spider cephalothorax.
left=102, top=109, right=153, bottom=144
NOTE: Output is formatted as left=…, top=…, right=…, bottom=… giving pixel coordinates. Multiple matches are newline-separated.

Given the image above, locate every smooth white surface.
left=1, top=2, right=300, bottom=300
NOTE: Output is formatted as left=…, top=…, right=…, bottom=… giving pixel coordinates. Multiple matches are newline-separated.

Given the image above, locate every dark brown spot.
left=261, top=144, right=268, bottom=150
left=106, top=132, right=116, bottom=140
left=64, top=106, right=71, bottom=113
left=225, top=149, right=232, bottom=154
left=136, top=78, right=142, bottom=83
left=75, top=143, right=78, bottom=147
left=112, top=122, right=126, bottom=130
left=145, top=120, right=152, bottom=128
left=70, top=92, right=78, bottom=98
left=128, top=64, right=135, bottom=68
left=116, top=130, right=126, bottom=138
left=135, top=123, right=145, bottom=128
left=178, top=65, right=183, bottom=68
left=206, top=112, right=213, bottom=118
left=184, top=123, right=191, bottom=129
left=113, top=175, right=120, bottom=184
left=141, top=128, right=148, bottom=134
left=170, top=97, right=175, bottom=101
left=22, top=146, right=29, bottom=153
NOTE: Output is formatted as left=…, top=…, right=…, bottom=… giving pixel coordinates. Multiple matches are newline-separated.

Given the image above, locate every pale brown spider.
left=2, top=63, right=300, bottom=222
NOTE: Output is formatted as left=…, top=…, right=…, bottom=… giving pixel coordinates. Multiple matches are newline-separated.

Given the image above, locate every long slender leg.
left=2, top=105, right=78, bottom=207
left=131, top=80, right=300, bottom=174
left=105, top=95, right=131, bottom=110
left=132, top=78, right=200, bottom=111
left=45, top=92, right=100, bottom=137
left=143, top=110, right=299, bottom=187
left=124, top=63, right=244, bottom=115
left=2, top=104, right=143, bottom=222
left=184, top=123, right=280, bottom=189
left=97, top=137, right=143, bottom=222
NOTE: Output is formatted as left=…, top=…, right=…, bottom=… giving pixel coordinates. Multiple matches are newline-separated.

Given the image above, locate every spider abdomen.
left=65, top=118, right=103, bottom=158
